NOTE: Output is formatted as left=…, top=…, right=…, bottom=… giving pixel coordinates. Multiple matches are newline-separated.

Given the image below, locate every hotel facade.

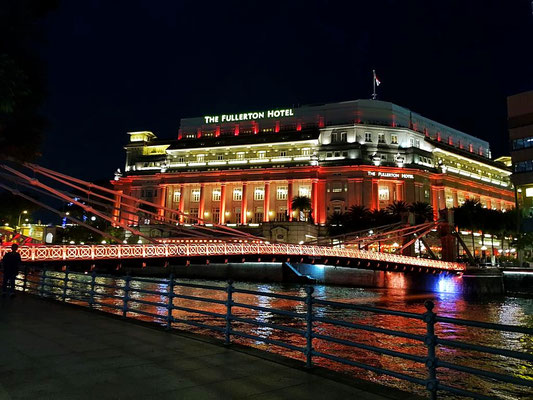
left=113, top=99, right=514, bottom=240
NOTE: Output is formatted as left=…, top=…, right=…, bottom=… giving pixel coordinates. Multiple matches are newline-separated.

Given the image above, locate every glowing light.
left=0, top=244, right=465, bottom=271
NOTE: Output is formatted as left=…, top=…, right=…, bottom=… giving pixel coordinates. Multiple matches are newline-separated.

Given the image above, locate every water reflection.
left=21, top=271, right=532, bottom=399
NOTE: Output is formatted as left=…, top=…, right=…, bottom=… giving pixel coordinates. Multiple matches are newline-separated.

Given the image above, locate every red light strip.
left=0, top=244, right=465, bottom=271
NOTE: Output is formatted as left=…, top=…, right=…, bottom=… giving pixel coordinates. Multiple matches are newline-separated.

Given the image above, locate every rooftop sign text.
left=203, top=108, right=294, bottom=124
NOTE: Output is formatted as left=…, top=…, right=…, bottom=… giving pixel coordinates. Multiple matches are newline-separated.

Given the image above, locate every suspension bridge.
left=0, top=162, right=465, bottom=272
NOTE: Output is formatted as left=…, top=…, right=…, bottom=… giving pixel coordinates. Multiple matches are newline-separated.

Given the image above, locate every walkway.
left=0, top=295, right=413, bottom=400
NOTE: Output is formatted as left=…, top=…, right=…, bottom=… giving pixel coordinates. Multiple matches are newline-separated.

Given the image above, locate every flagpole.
left=372, top=69, right=377, bottom=100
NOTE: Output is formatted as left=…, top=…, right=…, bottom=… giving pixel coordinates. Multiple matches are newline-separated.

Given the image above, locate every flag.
left=374, top=71, right=381, bottom=86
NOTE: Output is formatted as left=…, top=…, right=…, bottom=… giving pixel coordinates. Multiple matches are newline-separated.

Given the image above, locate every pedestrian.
left=2, top=243, right=22, bottom=297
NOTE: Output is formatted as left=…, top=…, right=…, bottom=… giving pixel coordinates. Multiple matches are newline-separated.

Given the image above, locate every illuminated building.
left=508, top=90, right=533, bottom=231
left=113, top=99, right=514, bottom=241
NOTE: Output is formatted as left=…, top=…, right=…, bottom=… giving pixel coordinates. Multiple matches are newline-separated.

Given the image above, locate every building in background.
left=113, top=99, right=514, bottom=243
left=508, top=90, right=533, bottom=231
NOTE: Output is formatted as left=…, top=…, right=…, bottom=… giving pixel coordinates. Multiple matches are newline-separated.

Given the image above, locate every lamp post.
left=17, top=210, right=28, bottom=229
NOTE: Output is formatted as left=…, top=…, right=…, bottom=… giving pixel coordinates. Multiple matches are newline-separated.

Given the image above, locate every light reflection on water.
left=28, top=272, right=532, bottom=400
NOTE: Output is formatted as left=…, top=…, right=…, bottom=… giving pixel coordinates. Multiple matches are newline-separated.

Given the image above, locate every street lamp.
left=17, top=210, right=28, bottom=228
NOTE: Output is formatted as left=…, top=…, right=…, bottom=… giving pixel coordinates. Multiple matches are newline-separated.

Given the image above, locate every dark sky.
left=39, top=0, right=533, bottom=181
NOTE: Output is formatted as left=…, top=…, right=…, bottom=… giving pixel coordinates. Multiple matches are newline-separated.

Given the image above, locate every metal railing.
left=5, top=267, right=533, bottom=400
left=0, top=243, right=465, bottom=271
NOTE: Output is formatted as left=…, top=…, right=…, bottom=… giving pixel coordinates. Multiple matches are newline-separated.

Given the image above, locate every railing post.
left=305, top=286, right=314, bottom=368
left=62, top=267, right=69, bottom=302
left=166, top=273, right=174, bottom=330
left=423, top=300, right=438, bottom=400
left=225, top=280, right=234, bottom=345
left=22, top=266, right=28, bottom=293
left=89, top=270, right=96, bottom=308
left=39, top=267, right=47, bottom=297
left=123, top=274, right=131, bottom=318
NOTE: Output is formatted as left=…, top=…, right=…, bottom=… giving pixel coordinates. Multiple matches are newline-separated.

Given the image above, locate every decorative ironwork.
left=0, top=243, right=465, bottom=271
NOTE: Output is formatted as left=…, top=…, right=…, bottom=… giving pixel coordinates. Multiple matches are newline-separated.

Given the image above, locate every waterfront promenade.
left=0, top=295, right=410, bottom=400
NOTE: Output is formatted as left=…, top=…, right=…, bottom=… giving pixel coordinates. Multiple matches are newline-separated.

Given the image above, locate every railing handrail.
left=0, top=243, right=466, bottom=271
left=5, top=267, right=532, bottom=400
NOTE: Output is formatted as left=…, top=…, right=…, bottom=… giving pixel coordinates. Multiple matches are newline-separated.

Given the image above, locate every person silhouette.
left=2, top=243, right=21, bottom=297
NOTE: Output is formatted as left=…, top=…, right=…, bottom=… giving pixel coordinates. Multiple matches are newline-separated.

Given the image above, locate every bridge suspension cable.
left=25, top=163, right=263, bottom=241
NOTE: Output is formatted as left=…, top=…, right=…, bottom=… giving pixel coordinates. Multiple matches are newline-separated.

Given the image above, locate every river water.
left=31, top=272, right=533, bottom=399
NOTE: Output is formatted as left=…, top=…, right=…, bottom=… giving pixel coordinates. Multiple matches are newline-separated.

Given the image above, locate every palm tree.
left=408, top=202, right=434, bottom=225
left=347, top=205, right=371, bottom=230
left=369, top=209, right=392, bottom=227
left=327, top=212, right=347, bottom=236
left=386, top=200, right=409, bottom=222
left=291, top=196, right=312, bottom=221
left=454, top=199, right=482, bottom=255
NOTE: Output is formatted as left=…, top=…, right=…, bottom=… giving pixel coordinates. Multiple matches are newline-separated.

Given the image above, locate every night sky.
left=39, top=0, right=533, bottom=181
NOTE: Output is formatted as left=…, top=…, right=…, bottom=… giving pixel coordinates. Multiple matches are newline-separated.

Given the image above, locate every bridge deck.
left=0, top=295, right=411, bottom=400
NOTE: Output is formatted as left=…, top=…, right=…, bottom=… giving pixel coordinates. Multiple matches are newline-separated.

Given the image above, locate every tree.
left=346, top=205, right=371, bottom=230
left=369, top=209, right=393, bottom=227
left=386, top=200, right=409, bottom=222
left=327, top=212, right=347, bottom=236
left=454, top=199, right=482, bottom=255
left=408, top=202, right=434, bottom=225
left=0, top=0, right=59, bottom=161
left=291, top=196, right=312, bottom=221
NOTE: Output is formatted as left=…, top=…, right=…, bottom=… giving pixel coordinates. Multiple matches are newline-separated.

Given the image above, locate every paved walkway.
left=0, top=295, right=409, bottom=400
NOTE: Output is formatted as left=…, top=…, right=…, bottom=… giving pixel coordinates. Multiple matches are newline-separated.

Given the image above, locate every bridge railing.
left=6, top=267, right=532, bottom=400
left=0, top=243, right=466, bottom=271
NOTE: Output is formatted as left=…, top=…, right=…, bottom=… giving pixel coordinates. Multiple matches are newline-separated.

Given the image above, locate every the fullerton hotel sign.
left=203, top=108, right=295, bottom=124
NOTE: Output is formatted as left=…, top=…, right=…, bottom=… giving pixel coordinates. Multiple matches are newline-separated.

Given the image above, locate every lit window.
left=391, top=135, right=398, bottom=144
left=526, top=188, right=533, bottom=197
left=233, top=188, right=242, bottom=201
left=332, top=183, right=343, bottom=193
left=378, top=187, right=389, bottom=201
left=258, top=151, right=266, bottom=159
left=236, top=152, right=245, bottom=160
left=254, top=187, right=265, bottom=201
left=299, top=186, right=310, bottom=197
left=302, top=148, right=310, bottom=156
left=191, top=189, right=201, bottom=202
left=173, top=190, right=181, bottom=203
left=277, top=186, right=288, bottom=200
left=365, top=132, right=372, bottom=142
left=212, top=188, right=221, bottom=201
left=196, top=154, right=205, bottom=162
